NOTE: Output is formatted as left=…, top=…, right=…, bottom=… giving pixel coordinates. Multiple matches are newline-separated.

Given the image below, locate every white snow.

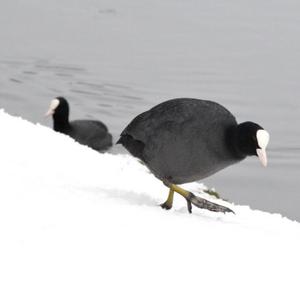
left=0, top=110, right=299, bottom=299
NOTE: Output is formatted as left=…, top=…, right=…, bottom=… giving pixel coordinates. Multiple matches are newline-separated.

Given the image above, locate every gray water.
left=1, top=0, right=300, bottom=220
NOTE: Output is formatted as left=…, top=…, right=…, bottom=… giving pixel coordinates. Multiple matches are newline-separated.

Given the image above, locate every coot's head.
left=235, top=122, right=270, bottom=167
left=45, top=97, right=69, bottom=119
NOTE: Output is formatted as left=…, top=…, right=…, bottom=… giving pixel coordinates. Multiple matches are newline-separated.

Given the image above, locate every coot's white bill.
left=256, top=129, right=270, bottom=167
left=45, top=99, right=60, bottom=116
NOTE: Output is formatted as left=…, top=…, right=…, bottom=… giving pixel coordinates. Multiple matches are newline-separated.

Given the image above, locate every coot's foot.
left=185, top=198, right=193, bottom=214
left=160, top=188, right=174, bottom=210
left=160, top=202, right=172, bottom=210
left=187, top=192, right=235, bottom=214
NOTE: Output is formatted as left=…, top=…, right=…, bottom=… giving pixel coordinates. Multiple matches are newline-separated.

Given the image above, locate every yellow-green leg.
left=160, top=182, right=193, bottom=213
left=169, top=184, right=193, bottom=213
left=160, top=188, right=175, bottom=210
left=162, top=181, right=234, bottom=214
left=169, top=184, right=191, bottom=198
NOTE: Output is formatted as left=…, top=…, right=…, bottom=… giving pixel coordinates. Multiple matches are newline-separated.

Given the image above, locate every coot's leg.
left=163, top=180, right=192, bottom=212
left=160, top=188, right=174, bottom=210
left=169, top=184, right=194, bottom=213
left=163, top=181, right=234, bottom=214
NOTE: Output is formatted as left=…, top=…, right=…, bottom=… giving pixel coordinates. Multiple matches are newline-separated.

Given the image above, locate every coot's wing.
left=121, top=99, right=195, bottom=140
left=70, top=120, right=112, bottom=151
left=74, top=120, right=108, bottom=132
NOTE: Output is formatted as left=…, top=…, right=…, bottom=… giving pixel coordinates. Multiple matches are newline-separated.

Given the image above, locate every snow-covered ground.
left=0, top=110, right=299, bottom=299
left=2, top=0, right=300, bottom=221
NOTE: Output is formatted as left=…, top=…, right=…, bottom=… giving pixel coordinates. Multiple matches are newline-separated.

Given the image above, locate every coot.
left=46, top=97, right=112, bottom=151
left=118, top=98, right=270, bottom=213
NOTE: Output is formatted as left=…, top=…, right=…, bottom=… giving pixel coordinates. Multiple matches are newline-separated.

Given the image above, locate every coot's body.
left=56, top=119, right=112, bottom=152
left=118, top=98, right=245, bottom=184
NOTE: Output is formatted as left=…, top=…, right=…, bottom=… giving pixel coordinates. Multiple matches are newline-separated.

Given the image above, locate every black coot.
left=118, top=98, right=270, bottom=214
left=46, top=97, right=112, bottom=151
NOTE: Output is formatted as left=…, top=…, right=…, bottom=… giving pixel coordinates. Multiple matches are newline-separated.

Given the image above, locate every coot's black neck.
left=226, top=122, right=262, bottom=159
left=226, top=125, right=248, bottom=159
left=53, top=114, right=71, bottom=133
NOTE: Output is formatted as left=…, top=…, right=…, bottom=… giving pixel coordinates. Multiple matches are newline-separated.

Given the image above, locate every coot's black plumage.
left=46, top=97, right=112, bottom=151
left=118, top=98, right=270, bottom=213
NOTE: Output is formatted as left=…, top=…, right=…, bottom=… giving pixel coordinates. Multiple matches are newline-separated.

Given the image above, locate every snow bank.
left=0, top=110, right=299, bottom=299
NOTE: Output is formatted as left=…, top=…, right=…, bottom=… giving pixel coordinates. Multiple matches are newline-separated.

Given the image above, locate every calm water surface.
left=1, top=0, right=300, bottom=220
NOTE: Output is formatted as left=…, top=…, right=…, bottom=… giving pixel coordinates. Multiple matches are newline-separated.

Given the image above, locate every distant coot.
left=46, top=97, right=112, bottom=151
left=118, top=98, right=270, bottom=214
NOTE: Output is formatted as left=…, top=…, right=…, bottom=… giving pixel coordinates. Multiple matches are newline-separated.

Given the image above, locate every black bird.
left=118, top=98, right=270, bottom=214
left=46, top=97, right=112, bottom=151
